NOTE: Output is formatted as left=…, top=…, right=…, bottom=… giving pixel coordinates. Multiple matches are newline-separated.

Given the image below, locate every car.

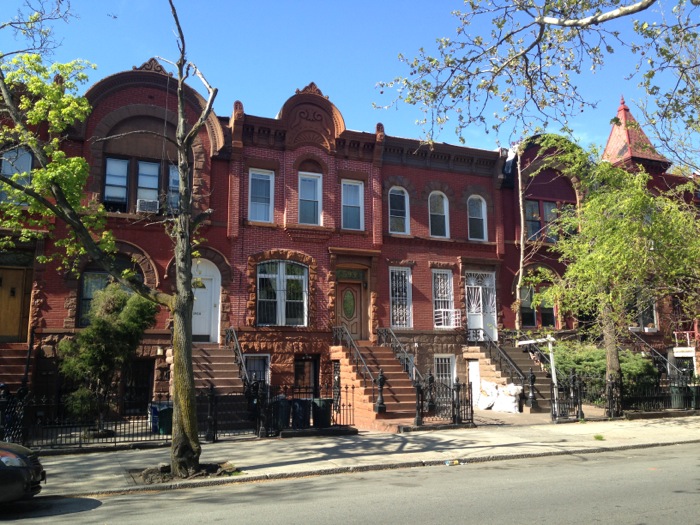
left=0, top=441, right=46, bottom=503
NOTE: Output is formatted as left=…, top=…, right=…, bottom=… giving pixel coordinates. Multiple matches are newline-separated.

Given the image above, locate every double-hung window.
left=341, top=180, right=364, bottom=230
left=468, top=196, right=487, bottom=241
left=389, top=267, right=412, bottom=328
left=389, top=187, right=409, bottom=234
left=299, top=172, right=321, bottom=225
left=429, top=192, right=449, bottom=238
left=167, top=165, right=180, bottom=214
left=433, top=269, right=457, bottom=328
left=249, top=169, right=274, bottom=223
left=257, top=261, right=308, bottom=326
left=104, top=157, right=179, bottom=214
left=525, top=200, right=558, bottom=242
left=0, top=147, right=32, bottom=203
left=520, top=286, right=556, bottom=328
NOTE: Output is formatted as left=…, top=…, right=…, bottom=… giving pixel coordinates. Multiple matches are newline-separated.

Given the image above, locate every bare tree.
left=382, top=1, right=700, bottom=170
left=0, top=0, right=216, bottom=477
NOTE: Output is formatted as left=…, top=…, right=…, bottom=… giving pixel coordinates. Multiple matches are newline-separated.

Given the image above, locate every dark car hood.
left=0, top=441, right=35, bottom=456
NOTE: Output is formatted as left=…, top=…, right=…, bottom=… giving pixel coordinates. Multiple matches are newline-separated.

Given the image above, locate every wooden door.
left=337, top=282, right=364, bottom=340
left=0, top=268, right=26, bottom=340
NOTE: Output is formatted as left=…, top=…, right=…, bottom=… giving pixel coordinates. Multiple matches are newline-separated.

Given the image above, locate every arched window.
left=257, top=261, right=309, bottom=326
left=79, top=255, right=143, bottom=327
left=388, top=187, right=409, bottom=234
left=468, top=196, right=487, bottom=241
left=429, top=191, right=449, bottom=238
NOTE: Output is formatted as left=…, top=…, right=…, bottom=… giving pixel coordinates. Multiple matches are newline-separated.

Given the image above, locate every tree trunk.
left=601, top=301, right=621, bottom=377
left=169, top=211, right=201, bottom=477
left=515, top=150, right=526, bottom=331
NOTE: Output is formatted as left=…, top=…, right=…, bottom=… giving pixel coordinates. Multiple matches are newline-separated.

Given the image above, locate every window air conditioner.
left=136, top=199, right=159, bottom=213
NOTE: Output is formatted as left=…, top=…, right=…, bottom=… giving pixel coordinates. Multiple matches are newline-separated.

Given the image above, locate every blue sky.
left=3, top=0, right=658, bottom=152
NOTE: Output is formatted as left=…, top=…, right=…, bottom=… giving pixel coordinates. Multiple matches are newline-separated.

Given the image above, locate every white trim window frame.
left=257, top=261, right=309, bottom=327
left=389, top=266, right=412, bottom=329
left=249, top=169, right=275, bottom=223
left=0, top=146, right=33, bottom=203
left=341, top=179, right=364, bottom=230
left=167, top=164, right=180, bottom=214
left=429, top=191, right=449, bottom=238
left=468, top=195, right=487, bottom=241
left=299, top=171, right=322, bottom=226
left=388, top=186, right=410, bottom=234
left=432, top=269, right=456, bottom=328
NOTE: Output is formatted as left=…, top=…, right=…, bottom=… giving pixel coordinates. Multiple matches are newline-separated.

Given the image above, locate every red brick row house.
left=1, top=61, right=696, bottom=420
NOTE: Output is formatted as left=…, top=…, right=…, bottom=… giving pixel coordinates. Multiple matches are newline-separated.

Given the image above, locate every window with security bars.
left=244, top=355, right=270, bottom=383
left=434, top=355, right=455, bottom=386
left=257, top=261, right=308, bottom=326
left=432, top=269, right=456, bottom=328
left=389, top=267, right=412, bottom=328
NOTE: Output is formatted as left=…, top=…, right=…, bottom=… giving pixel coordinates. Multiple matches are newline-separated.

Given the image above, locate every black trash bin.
left=690, top=385, right=700, bottom=410
left=312, top=398, right=332, bottom=428
left=158, top=407, right=173, bottom=435
left=291, top=399, right=310, bottom=429
left=149, top=404, right=160, bottom=434
left=273, top=399, right=291, bottom=430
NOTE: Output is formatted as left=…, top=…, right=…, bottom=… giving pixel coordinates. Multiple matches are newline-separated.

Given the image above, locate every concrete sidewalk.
left=38, top=412, right=700, bottom=498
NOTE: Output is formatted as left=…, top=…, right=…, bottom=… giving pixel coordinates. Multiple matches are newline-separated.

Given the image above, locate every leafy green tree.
left=58, top=284, right=158, bottom=430
left=534, top=136, right=700, bottom=380
left=0, top=1, right=216, bottom=476
left=384, top=1, right=700, bottom=170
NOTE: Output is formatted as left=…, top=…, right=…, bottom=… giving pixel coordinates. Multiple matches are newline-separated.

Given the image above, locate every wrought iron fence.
left=246, top=382, right=355, bottom=437
left=414, top=373, right=474, bottom=426
left=551, top=371, right=700, bottom=422
left=0, top=389, right=261, bottom=448
left=550, top=371, right=602, bottom=421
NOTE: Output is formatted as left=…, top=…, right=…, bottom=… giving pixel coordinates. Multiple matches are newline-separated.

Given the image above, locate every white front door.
left=191, top=259, right=221, bottom=343
left=465, top=272, right=497, bottom=341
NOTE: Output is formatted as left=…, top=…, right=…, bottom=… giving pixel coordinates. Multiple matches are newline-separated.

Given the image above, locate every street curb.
left=50, top=438, right=700, bottom=499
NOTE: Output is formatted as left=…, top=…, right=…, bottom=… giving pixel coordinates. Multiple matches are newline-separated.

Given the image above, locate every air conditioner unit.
left=136, top=199, right=159, bottom=214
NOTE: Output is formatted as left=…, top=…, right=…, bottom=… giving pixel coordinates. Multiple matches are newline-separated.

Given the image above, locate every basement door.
left=465, top=272, right=498, bottom=341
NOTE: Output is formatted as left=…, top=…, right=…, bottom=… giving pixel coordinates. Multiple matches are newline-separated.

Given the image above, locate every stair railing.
left=628, top=329, right=686, bottom=378
left=224, top=326, right=250, bottom=386
left=376, top=328, right=424, bottom=383
left=333, top=326, right=376, bottom=402
left=471, top=328, right=525, bottom=386
left=514, top=334, right=562, bottom=383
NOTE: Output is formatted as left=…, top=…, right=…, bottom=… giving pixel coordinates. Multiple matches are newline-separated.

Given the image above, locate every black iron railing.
left=413, top=372, right=474, bottom=426
left=628, top=330, right=686, bottom=378
left=468, top=328, right=525, bottom=386
left=224, top=326, right=250, bottom=386
left=376, top=328, right=424, bottom=382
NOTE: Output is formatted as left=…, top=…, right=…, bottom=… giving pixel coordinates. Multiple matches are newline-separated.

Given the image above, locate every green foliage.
left=0, top=52, right=116, bottom=271
left=534, top=145, right=700, bottom=348
left=58, top=284, right=158, bottom=404
left=63, top=386, right=98, bottom=422
left=552, top=340, right=658, bottom=383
